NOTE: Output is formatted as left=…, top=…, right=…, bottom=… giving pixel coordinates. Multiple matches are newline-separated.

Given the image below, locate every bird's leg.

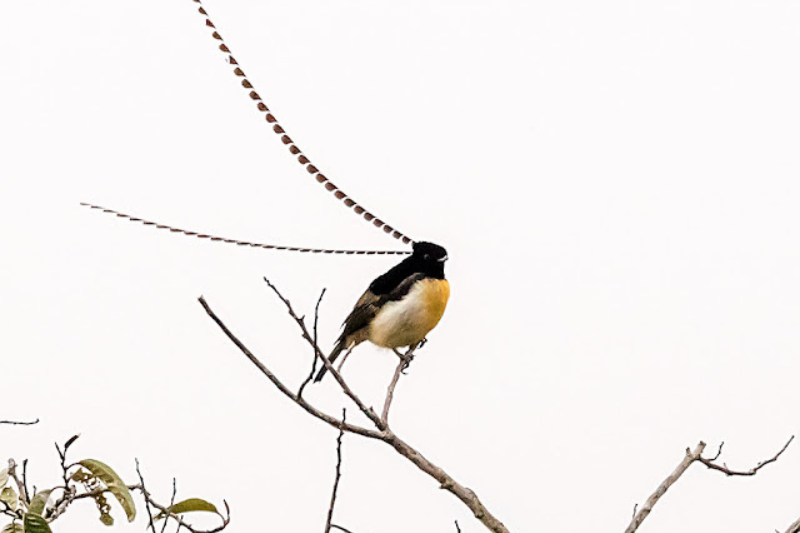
left=399, top=343, right=419, bottom=374
left=336, top=347, right=355, bottom=373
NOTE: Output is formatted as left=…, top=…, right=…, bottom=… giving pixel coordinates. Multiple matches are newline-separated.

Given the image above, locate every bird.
left=314, top=241, right=450, bottom=382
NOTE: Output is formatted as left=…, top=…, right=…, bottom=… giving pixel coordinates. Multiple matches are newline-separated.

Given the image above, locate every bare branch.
left=298, top=288, right=326, bottom=399
left=198, top=295, right=382, bottom=440
left=627, top=437, right=794, bottom=533
left=455, top=520, right=462, bottom=533
left=784, top=517, right=800, bottom=533
left=696, top=436, right=794, bottom=476
left=202, top=282, right=510, bottom=533
left=160, top=478, right=178, bottom=533
left=0, top=419, right=39, bottom=426
left=381, top=356, right=409, bottom=426
left=136, top=460, right=158, bottom=533
left=626, top=442, right=706, bottom=533
left=325, top=409, right=347, bottom=533
left=261, top=278, right=385, bottom=430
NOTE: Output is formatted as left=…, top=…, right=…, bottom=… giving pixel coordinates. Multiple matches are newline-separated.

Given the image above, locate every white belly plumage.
left=368, top=279, right=450, bottom=348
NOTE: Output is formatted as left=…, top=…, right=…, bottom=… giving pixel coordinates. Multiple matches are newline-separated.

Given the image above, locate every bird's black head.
left=411, top=241, right=448, bottom=279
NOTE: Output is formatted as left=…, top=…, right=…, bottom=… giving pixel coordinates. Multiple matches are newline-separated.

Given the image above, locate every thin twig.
left=331, top=526, right=355, bottom=533
left=325, top=409, right=347, bottom=533
left=0, top=419, right=39, bottom=426
left=160, top=479, right=178, bottom=533
left=298, top=288, right=326, bottom=399
left=696, top=436, right=794, bottom=476
left=129, top=465, right=231, bottom=533
left=51, top=435, right=81, bottom=517
left=21, top=460, right=30, bottom=506
left=455, top=520, right=462, bottom=532
left=381, top=356, right=409, bottom=426
left=136, top=460, right=158, bottom=533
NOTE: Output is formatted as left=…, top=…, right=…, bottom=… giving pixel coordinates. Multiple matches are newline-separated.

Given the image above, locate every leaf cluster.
left=2, top=436, right=222, bottom=533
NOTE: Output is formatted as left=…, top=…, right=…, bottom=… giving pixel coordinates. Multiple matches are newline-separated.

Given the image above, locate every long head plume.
left=191, top=0, right=414, bottom=246
left=81, top=203, right=411, bottom=256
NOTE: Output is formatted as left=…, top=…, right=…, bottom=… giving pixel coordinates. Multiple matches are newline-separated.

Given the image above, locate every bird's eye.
left=424, top=254, right=430, bottom=260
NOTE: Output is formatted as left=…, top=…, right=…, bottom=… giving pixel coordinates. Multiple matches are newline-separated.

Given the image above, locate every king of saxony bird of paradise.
left=81, top=1, right=452, bottom=380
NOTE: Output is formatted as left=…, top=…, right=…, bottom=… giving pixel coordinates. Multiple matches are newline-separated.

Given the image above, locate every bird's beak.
left=438, top=255, right=448, bottom=262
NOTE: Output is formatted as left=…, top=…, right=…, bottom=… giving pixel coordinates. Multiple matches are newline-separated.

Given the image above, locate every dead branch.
left=199, top=286, right=510, bottom=533
left=324, top=409, right=346, bottom=533
left=626, top=437, right=794, bottom=533
left=696, top=436, right=794, bottom=476
left=785, top=517, right=800, bottom=533
left=625, top=442, right=706, bottom=533
left=298, top=288, right=327, bottom=399
left=0, top=419, right=39, bottom=426
left=136, top=459, right=158, bottom=533
left=381, top=356, right=410, bottom=426
left=198, top=295, right=381, bottom=441
left=261, top=278, right=385, bottom=431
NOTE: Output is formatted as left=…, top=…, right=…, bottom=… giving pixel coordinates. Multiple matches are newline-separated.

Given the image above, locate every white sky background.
left=2, top=1, right=800, bottom=532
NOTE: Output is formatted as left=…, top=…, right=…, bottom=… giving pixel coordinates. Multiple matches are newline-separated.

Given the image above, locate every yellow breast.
left=420, top=278, right=450, bottom=325
left=369, top=278, right=450, bottom=349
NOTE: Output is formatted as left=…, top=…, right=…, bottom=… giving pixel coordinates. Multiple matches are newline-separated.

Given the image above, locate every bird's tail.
left=313, top=338, right=348, bottom=383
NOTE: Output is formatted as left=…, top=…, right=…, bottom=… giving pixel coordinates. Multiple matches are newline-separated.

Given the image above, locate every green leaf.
left=155, top=498, right=218, bottom=520
left=27, top=490, right=51, bottom=517
left=1, top=487, right=17, bottom=510
left=23, top=514, right=51, bottom=533
left=76, top=460, right=135, bottom=522
left=99, top=513, right=113, bottom=527
left=0, top=469, right=8, bottom=489
left=3, top=522, right=24, bottom=533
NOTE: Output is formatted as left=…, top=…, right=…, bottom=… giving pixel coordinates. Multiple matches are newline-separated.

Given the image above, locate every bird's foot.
left=400, top=345, right=418, bottom=374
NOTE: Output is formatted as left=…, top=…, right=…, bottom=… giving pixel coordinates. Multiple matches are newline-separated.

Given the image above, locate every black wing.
left=339, top=272, right=426, bottom=341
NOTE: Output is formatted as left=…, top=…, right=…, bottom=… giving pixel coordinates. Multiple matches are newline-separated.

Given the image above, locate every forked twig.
left=298, top=288, right=327, bottom=398
left=199, top=285, right=510, bottom=533
left=261, top=277, right=386, bottom=431
left=696, top=436, right=794, bottom=476
left=132, top=460, right=231, bottom=533
left=626, top=437, right=794, bottom=533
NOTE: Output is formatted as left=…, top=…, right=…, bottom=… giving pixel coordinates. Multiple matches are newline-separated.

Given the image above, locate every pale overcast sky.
left=3, top=1, right=800, bottom=532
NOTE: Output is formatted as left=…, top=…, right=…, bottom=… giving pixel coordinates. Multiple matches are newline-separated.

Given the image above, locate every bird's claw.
left=400, top=354, right=415, bottom=374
